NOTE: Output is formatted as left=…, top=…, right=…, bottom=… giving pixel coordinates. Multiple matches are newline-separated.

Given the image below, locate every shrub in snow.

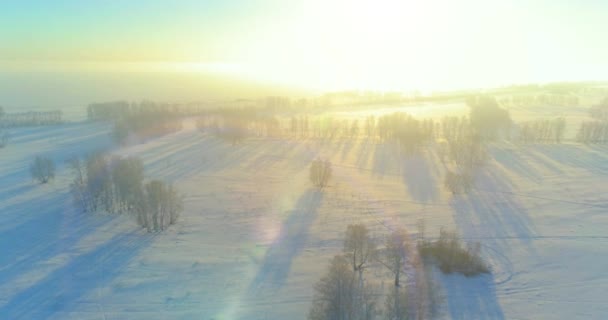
left=0, top=131, right=9, bottom=148
left=418, top=228, right=489, bottom=276
left=444, top=170, right=473, bottom=195
left=30, top=156, right=55, bottom=184
left=310, top=158, right=332, bottom=188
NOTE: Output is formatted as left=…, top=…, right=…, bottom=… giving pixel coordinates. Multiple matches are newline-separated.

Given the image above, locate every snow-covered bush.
left=418, top=228, right=489, bottom=276
left=30, top=156, right=55, bottom=184
left=310, top=159, right=332, bottom=188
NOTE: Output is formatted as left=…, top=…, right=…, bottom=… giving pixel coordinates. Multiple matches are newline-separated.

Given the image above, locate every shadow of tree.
left=372, top=142, right=400, bottom=177
left=402, top=154, right=439, bottom=203
left=248, top=189, right=324, bottom=292
left=516, top=145, right=564, bottom=175
left=450, top=165, right=536, bottom=249
left=0, top=231, right=153, bottom=319
left=533, top=144, right=608, bottom=174
left=442, top=273, right=505, bottom=320
left=489, top=146, right=542, bottom=183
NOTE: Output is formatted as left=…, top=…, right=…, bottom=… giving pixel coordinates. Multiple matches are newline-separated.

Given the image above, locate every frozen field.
left=1, top=105, right=607, bottom=319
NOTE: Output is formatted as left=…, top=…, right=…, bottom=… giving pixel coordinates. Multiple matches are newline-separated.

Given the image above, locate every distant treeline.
left=0, top=110, right=63, bottom=127
left=87, top=100, right=205, bottom=121
left=498, top=93, right=579, bottom=108
left=87, top=101, right=192, bottom=144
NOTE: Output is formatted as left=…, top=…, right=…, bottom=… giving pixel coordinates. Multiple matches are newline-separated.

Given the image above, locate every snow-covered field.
left=1, top=104, right=607, bottom=319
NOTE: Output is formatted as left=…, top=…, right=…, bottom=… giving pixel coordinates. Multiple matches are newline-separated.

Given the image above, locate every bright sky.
left=1, top=0, right=608, bottom=91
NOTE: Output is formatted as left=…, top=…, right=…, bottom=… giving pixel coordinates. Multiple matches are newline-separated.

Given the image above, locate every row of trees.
left=87, top=101, right=185, bottom=145
left=68, top=152, right=182, bottom=231
left=0, top=110, right=63, bottom=127
left=87, top=100, right=202, bottom=121
left=498, top=93, right=579, bottom=108
left=577, top=121, right=608, bottom=143
left=518, top=118, right=566, bottom=144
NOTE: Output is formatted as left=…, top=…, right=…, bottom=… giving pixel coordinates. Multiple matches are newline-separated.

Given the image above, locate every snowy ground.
left=1, top=105, right=608, bottom=319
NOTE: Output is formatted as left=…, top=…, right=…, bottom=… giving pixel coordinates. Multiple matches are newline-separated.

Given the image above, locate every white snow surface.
left=1, top=108, right=608, bottom=319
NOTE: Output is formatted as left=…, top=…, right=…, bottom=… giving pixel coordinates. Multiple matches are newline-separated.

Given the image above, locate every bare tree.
left=67, top=156, right=91, bottom=212
left=344, top=224, right=377, bottom=278
left=383, top=229, right=408, bottom=287
left=309, top=255, right=377, bottom=320
left=30, top=156, right=55, bottom=184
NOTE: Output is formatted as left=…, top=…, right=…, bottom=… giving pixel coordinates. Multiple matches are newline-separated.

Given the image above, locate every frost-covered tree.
left=86, top=152, right=113, bottom=212
left=308, top=255, right=377, bottom=320
left=344, top=224, right=376, bottom=277
left=30, top=156, right=55, bottom=184
left=68, top=156, right=90, bottom=212
left=136, top=180, right=183, bottom=232
left=468, top=96, right=511, bottom=140
left=111, top=157, right=144, bottom=212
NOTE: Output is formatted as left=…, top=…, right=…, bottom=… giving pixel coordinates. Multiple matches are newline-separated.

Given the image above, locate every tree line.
left=0, top=109, right=63, bottom=127
left=518, top=118, right=566, bottom=144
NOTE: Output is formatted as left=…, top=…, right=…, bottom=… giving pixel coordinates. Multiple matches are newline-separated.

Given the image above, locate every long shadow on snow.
left=449, top=164, right=536, bottom=249
left=442, top=273, right=504, bottom=320
left=533, top=144, right=608, bottom=174
left=372, top=142, right=400, bottom=177
left=0, top=192, right=115, bottom=294
left=141, top=133, right=276, bottom=183
left=248, top=189, right=323, bottom=292
left=0, top=123, right=112, bottom=182
left=0, top=231, right=152, bottom=320
left=489, top=146, right=542, bottom=183
left=355, top=139, right=374, bottom=169
left=516, top=145, right=564, bottom=175
left=402, top=154, right=439, bottom=203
